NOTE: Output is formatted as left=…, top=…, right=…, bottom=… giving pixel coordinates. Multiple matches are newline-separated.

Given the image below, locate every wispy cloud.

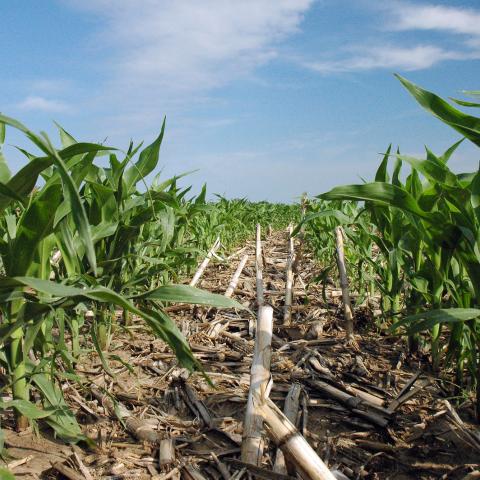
left=389, top=3, right=480, bottom=36
left=302, top=1, right=480, bottom=74
left=16, top=96, right=70, bottom=113
left=303, top=44, right=478, bottom=73
left=67, top=0, right=313, bottom=94
left=58, top=0, right=314, bottom=137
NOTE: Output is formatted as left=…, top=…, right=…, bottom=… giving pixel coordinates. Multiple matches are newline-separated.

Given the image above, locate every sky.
left=2, top=0, right=480, bottom=202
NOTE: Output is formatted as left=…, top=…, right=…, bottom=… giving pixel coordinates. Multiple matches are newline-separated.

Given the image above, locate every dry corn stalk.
left=335, top=226, right=354, bottom=341
left=241, top=305, right=273, bottom=465
left=190, top=237, right=221, bottom=287
left=90, top=386, right=161, bottom=442
left=273, top=382, right=302, bottom=474
left=255, top=224, right=264, bottom=307
left=283, top=225, right=295, bottom=325
left=225, top=254, right=249, bottom=298
left=159, top=438, right=175, bottom=470
left=259, top=397, right=336, bottom=480
left=206, top=254, right=249, bottom=338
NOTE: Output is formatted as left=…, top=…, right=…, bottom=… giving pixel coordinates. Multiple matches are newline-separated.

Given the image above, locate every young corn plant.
left=0, top=115, right=245, bottom=439
left=315, top=76, right=480, bottom=419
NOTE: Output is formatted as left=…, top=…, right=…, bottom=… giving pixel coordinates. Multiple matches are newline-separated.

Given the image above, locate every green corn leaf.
left=0, top=181, right=25, bottom=204
left=293, top=209, right=351, bottom=236
left=395, top=74, right=480, bottom=147
left=157, top=207, right=176, bottom=252
left=449, top=98, right=480, bottom=108
left=12, top=277, right=200, bottom=372
left=0, top=119, right=5, bottom=144
left=0, top=399, right=53, bottom=419
left=91, top=222, right=119, bottom=244
left=9, top=183, right=62, bottom=276
left=0, top=151, right=11, bottom=184
left=461, top=90, right=480, bottom=97
left=42, top=135, right=97, bottom=275
left=438, top=138, right=464, bottom=164
left=12, top=277, right=88, bottom=297
left=0, top=122, right=8, bottom=195
left=397, top=154, right=459, bottom=187
left=390, top=308, right=480, bottom=334
left=0, top=144, right=112, bottom=213
left=55, top=218, right=82, bottom=276
left=471, top=167, right=480, bottom=223
left=392, top=148, right=403, bottom=187
left=139, top=306, right=201, bottom=373
left=375, top=144, right=392, bottom=182
left=23, top=318, right=46, bottom=354
left=0, top=156, right=51, bottom=211
left=0, top=468, right=16, bottom=480
left=124, top=118, right=166, bottom=193
left=90, top=323, right=115, bottom=376
left=135, top=284, right=246, bottom=309
left=27, top=365, right=85, bottom=443
left=319, top=182, right=431, bottom=219
left=53, top=121, right=77, bottom=147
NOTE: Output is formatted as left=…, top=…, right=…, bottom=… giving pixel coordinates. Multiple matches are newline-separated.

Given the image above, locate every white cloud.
left=304, top=44, right=478, bottom=73
left=66, top=0, right=313, bottom=94
left=301, top=1, right=480, bottom=74
left=55, top=0, right=314, bottom=139
left=16, top=96, right=70, bottom=113
left=389, top=3, right=480, bottom=36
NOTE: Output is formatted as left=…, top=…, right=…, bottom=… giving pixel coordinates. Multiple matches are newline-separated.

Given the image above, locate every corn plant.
left=0, top=115, right=244, bottom=439
left=309, top=76, right=480, bottom=419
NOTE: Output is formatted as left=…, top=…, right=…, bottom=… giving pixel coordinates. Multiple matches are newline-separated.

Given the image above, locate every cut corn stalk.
left=190, top=237, right=221, bottom=287
left=255, top=224, right=264, bottom=307
left=335, top=226, right=354, bottom=342
left=241, top=305, right=273, bottom=465
left=225, top=254, right=249, bottom=298
left=259, top=397, right=336, bottom=480
left=283, top=225, right=295, bottom=325
left=273, top=382, right=302, bottom=474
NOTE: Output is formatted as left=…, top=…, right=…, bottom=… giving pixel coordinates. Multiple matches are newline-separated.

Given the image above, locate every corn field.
left=1, top=75, right=480, bottom=479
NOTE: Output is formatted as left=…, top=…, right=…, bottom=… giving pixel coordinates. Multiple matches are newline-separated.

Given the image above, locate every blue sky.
left=2, top=0, right=480, bottom=201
